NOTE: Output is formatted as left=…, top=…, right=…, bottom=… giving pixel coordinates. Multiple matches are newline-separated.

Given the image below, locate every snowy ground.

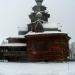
left=0, top=62, right=75, bottom=75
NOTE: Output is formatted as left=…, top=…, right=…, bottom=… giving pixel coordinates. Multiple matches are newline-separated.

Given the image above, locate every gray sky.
left=0, top=0, right=75, bottom=43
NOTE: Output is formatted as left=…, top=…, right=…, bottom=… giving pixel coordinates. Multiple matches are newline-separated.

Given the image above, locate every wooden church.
left=0, top=0, right=70, bottom=62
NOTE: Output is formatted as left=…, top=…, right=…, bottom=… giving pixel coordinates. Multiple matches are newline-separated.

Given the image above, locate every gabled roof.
left=0, top=43, right=27, bottom=47
left=26, top=31, right=67, bottom=36
left=43, top=22, right=58, bottom=28
left=7, top=35, right=25, bottom=39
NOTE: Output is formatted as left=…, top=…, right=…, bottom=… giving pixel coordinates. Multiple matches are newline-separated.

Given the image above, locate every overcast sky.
left=0, top=0, right=75, bottom=43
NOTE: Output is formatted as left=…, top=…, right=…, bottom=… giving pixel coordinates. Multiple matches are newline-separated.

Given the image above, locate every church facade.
left=0, top=0, right=70, bottom=62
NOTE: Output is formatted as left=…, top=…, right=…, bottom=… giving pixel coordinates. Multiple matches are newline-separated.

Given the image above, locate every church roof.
left=7, top=35, right=25, bottom=39
left=0, top=43, right=27, bottom=47
left=43, top=22, right=58, bottom=28
left=26, top=31, right=67, bottom=36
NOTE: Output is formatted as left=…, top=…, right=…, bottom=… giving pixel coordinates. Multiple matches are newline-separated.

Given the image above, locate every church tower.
left=28, top=0, right=50, bottom=32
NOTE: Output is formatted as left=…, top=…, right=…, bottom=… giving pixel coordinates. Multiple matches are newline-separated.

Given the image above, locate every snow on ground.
left=0, top=62, right=75, bottom=75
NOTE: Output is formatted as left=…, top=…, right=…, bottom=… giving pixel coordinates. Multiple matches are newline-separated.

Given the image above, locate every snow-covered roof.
left=43, top=22, right=58, bottom=28
left=26, top=31, right=67, bottom=36
left=1, top=43, right=27, bottom=47
left=7, top=35, right=25, bottom=39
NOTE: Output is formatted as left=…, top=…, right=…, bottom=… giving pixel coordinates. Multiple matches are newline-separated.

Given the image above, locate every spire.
left=35, top=0, right=43, bottom=3
left=35, top=0, right=43, bottom=6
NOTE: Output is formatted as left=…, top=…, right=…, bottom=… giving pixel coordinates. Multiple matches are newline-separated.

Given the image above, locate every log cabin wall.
left=0, top=46, right=27, bottom=62
left=26, top=33, right=70, bottom=62
left=7, top=38, right=26, bottom=43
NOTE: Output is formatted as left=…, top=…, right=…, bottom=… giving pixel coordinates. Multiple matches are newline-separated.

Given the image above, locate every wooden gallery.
left=0, top=0, right=70, bottom=62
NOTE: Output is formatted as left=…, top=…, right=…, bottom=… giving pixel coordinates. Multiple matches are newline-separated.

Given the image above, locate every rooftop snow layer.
left=26, top=31, right=67, bottom=36
left=7, top=35, right=25, bottom=39
left=43, top=22, right=58, bottom=28
left=1, top=43, right=27, bottom=47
